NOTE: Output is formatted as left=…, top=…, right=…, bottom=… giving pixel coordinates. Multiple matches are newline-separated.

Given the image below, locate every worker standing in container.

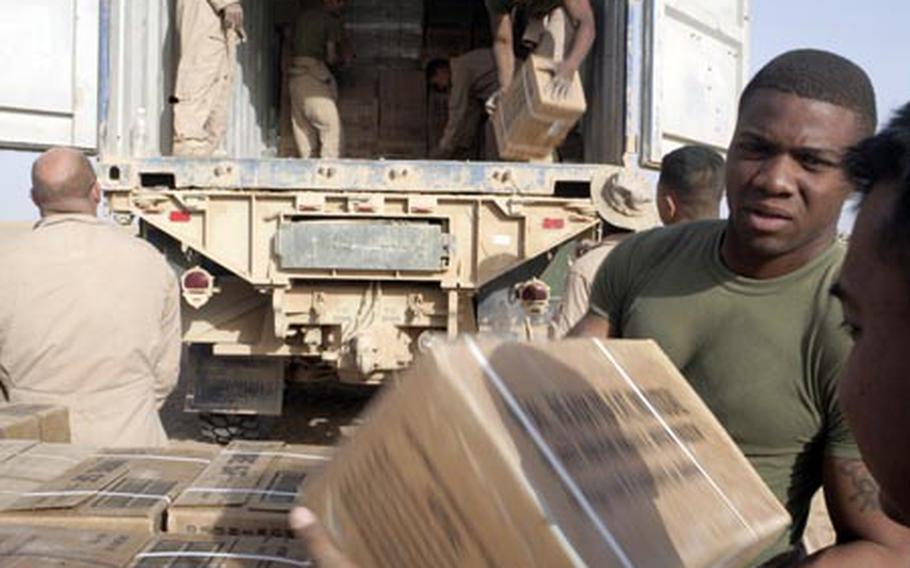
left=485, top=0, right=595, bottom=106
left=0, top=149, right=180, bottom=448
left=288, top=0, right=351, bottom=159
left=172, top=0, right=246, bottom=156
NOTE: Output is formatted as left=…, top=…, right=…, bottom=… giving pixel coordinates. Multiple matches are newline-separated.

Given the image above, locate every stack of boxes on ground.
left=0, top=437, right=330, bottom=566
left=337, top=0, right=490, bottom=159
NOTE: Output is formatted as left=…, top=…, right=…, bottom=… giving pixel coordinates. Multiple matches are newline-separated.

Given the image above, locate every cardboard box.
left=0, top=446, right=215, bottom=535
left=0, top=524, right=149, bottom=567
left=493, top=55, right=586, bottom=161
left=167, top=442, right=333, bottom=538
left=134, top=535, right=310, bottom=567
left=301, top=338, right=790, bottom=567
left=0, top=442, right=95, bottom=508
left=0, top=404, right=70, bottom=442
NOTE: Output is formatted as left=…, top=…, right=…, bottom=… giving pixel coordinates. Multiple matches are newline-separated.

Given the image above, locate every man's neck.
left=720, top=225, right=836, bottom=279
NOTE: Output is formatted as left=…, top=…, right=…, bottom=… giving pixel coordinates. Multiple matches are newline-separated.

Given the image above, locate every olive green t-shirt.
left=485, top=0, right=562, bottom=18
left=590, top=220, right=859, bottom=563
left=293, top=9, right=343, bottom=60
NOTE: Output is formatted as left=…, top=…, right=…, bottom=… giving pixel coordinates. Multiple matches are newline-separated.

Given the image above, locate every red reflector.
left=542, top=217, right=565, bottom=230
left=183, top=271, right=210, bottom=290
left=169, top=211, right=191, bottom=222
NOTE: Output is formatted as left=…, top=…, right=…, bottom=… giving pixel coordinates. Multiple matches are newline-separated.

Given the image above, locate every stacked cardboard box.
left=135, top=534, right=310, bottom=567
left=336, top=67, right=380, bottom=159
left=302, top=338, right=791, bottom=567
left=346, top=0, right=424, bottom=63
left=167, top=441, right=333, bottom=538
left=0, top=524, right=149, bottom=567
left=0, top=446, right=217, bottom=535
left=0, top=404, right=70, bottom=442
left=0, top=441, right=94, bottom=509
left=0, top=524, right=310, bottom=567
left=378, top=68, right=428, bottom=159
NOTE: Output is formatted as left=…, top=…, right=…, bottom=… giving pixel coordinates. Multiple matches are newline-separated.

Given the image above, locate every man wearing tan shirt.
left=172, top=0, right=245, bottom=156
left=550, top=145, right=725, bottom=337
left=0, top=148, right=180, bottom=447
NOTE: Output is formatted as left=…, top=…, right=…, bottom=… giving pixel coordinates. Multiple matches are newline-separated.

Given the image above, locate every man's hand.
left=221, top=3, right=246, bottom=41
left=290, top=507, right=358, bottom=568
left=485, top=90, right=503, bottom=115
left=547, top=61, right=575, bottom=99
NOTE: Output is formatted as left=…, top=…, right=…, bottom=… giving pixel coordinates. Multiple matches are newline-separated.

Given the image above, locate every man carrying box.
left=486, top=0, right=595, bottom=106
left=571, top=49, right=910, bottom=564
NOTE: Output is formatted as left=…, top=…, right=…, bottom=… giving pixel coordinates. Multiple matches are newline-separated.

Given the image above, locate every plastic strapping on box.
left=102, top=453, right=212, bottom=464
left=464, top=337, right=634, bottom=568
left=17, top=490, right=173, bottom=503
left=592, top=339, right=756, bottom=535
left=14, top=453, right=83, bottom=464
left=181, top=488, right=298, bottom=498
left=135, top=551, right=311, bottom=567
left=220, top=451, right=331, bottom=462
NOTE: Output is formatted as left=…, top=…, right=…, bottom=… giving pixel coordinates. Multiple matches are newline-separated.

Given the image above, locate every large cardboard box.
left=0, top=446, right=215, bottom=535
left=0, top=524, right=149, bottom=567
left=134, top=535, right=310, bottom=567
left=493, top=55, right=586, bottom=161
left=302, top=337, right=790, bottom=567
left=0, top=442, right=95, bottom=508
left=0, top=404, right=70, bottom=442
left=167, top=442, right=333, bottom=537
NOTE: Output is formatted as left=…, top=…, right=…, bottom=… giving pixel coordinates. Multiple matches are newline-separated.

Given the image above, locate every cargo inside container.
left=100, top=0, right=628, bottom=163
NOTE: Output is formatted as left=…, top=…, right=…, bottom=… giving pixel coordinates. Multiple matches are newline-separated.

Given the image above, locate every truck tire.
left=199, top=413, right=265, bottom=445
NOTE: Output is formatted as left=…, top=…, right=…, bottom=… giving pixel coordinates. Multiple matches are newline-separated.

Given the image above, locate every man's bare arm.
left=567, top=311, right=611, bottom=338
left=489, top=11, right=515, bottom=93
left=556, top=0, right=596, bottom=78
left=802, top=457, right=910, bottom=565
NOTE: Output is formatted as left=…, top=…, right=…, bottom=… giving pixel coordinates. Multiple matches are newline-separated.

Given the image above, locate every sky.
left=1, top=1, right=908, bottom=224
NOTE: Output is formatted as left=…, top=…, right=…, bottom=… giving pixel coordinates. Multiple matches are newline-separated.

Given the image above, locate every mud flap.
left=185, top=349, right=284, bottom=416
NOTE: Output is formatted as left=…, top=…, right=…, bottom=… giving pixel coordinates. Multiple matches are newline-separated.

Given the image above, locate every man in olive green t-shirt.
left=573, top=50, right=910, bottom=565
left=288, top=0, right=349, bottom=158
left=485, top=0, right=595, bottom=103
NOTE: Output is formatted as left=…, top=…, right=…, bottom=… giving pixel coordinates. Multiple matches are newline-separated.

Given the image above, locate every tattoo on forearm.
left=839, top=461, right=882, bottom=513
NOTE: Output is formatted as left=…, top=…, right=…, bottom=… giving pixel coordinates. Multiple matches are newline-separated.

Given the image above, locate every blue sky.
left=1, top=2, right=908, bottom=223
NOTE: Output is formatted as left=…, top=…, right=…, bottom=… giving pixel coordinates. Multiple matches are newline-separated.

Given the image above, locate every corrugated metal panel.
left=101, top=0, right=276, bottom=161
left=640, top=0, right=750, bottom=166
left=0, top=0, right=99, bottom=150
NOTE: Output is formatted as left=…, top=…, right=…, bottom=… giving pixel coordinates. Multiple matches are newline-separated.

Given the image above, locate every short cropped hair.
left=846, top=101, right=910, bottom=273
left=659, top=145, right=725, bottom=219
left=425, top=58, right=450, bottom=84
left=741, top=49, right=877, bottom=136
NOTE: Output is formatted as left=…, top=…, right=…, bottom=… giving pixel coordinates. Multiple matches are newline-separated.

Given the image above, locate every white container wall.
left=102, top=0, right=282, bottom=160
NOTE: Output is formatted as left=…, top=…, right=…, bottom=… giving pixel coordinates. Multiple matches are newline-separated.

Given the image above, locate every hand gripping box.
left=492, top=54, right=586, bottom=161
left=301, top=337, right=790, bottom=567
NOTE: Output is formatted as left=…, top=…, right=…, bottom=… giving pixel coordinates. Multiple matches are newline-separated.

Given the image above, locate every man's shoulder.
left=612, top=219, right=724, bottom=265
left=94, top=224, right=173, bottom=273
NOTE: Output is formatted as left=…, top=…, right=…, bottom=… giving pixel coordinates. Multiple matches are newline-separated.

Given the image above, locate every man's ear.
left=90, top=181, right=102, bottom=204
left=659, top=190, right=677, bottom=224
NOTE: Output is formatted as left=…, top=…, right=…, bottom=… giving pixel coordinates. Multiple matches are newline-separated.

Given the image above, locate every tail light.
left=181, top=266, right=216, bottom=309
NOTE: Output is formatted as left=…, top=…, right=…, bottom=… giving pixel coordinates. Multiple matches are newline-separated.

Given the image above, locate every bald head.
left=31, top=147, right=99, bottom=216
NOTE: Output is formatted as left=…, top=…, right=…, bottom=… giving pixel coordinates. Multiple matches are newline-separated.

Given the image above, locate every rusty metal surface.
left=99, top=156, right=617, bottom=195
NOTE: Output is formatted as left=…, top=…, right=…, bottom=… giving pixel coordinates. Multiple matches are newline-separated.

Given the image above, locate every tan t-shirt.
left=0, top=215, right=180, bottom=447
left=590, top=220, right=858, bottom=563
